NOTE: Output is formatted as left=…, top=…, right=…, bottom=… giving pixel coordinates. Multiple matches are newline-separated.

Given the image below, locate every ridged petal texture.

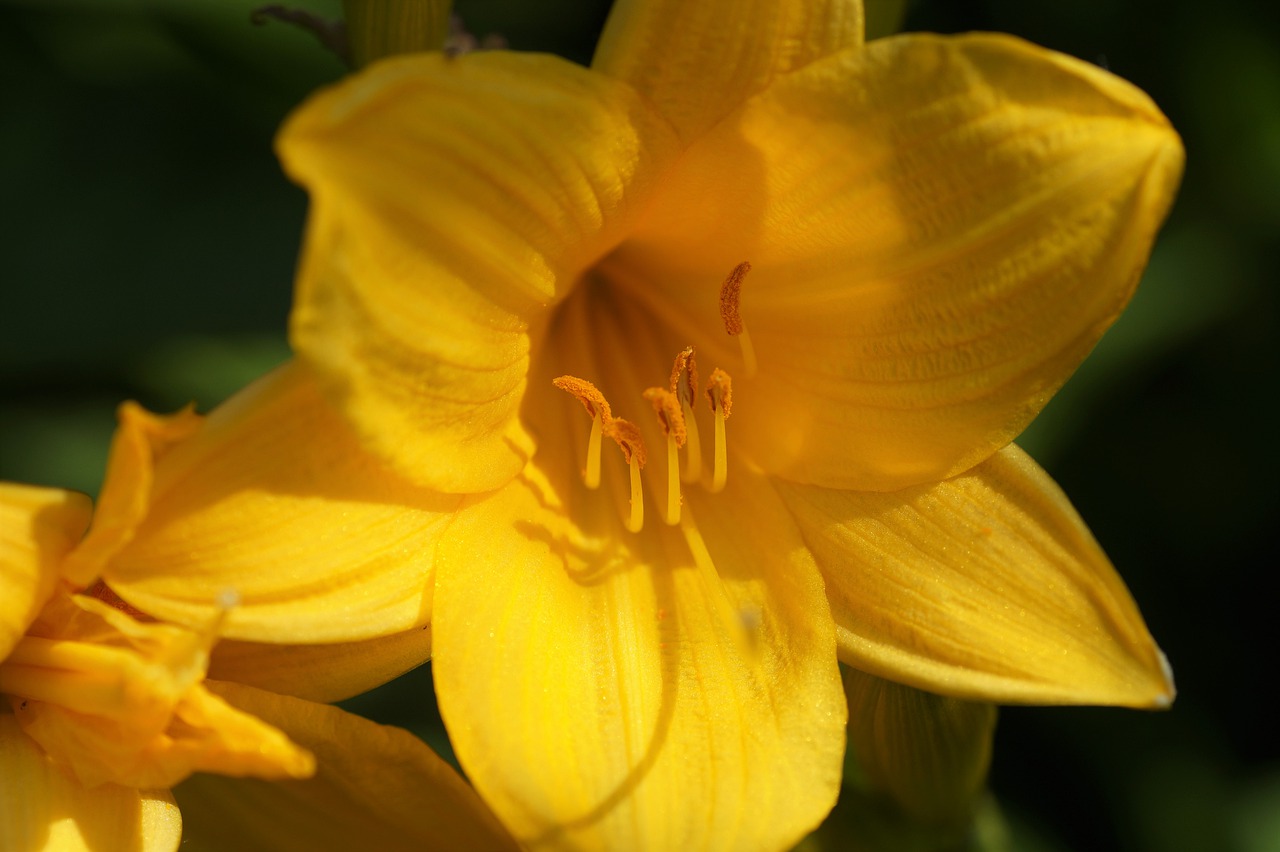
left=279, top=51, right=678, bottom=494
left=432, top=459, right=846, bottom=850
left=593, top=0, right=864, bottom=142
left=0, top=483, right=91, bottom=659
left=777, top=445, right=1173, bottom=707
left=106, top=362, right=456, bottom=643
left=612, top=32, right=1184, bottom=491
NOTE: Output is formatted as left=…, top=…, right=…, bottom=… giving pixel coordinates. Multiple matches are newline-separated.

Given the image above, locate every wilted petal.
left=0, top=715, right=182, bottom=852
left=175, top=682, right=518, bottom=852
left=107, top=363, right=456, bottom=644
left=614, top=32, right=1183, bottom=490
left=432, top=465, right=845, bottom=850
left=776, top=445, right=1173, bottom=707
left=1, top=483, right=91, bottom=659
left=593, top=0, right=863, bottom=142
left=280, top=51, right=677, bottom=493
left=6, top=594, right=314, bottom=790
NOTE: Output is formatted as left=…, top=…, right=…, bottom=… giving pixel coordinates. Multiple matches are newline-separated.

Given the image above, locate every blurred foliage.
left=1, top=0, right=1276, bottom=850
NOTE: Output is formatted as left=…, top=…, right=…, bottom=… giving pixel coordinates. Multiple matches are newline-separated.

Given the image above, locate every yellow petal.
left=61, top=404, right=202, bottom=588
left=206, top=625, right=432, bottom=704
left=613, top=32, right=1183, bottom=490
left=432, top=463, right=845, bottom=850
left=0, top=715, right=182, bottom=852
left=0, top=483, right=91, bottom=659
left=280, top=51, right=677, bottom=493
left=776, top=445, right=1173, bottom=707
left=593, top=0, right=863, bottom=143
left=105, top=362, right=457, bottom=644
left=844, top=667, right=996, bottom=823
left=174, top=682, right=518, bottom=852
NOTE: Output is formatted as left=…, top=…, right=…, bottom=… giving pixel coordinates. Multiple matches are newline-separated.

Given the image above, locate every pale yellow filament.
left=585, top=411, right=603, bottom=489
left=665, top=432, right=681, bottom=525
left=711, top=402, right=728, bottom=493
left=627, top=457, right=644, bottom=533
left=680, top=398, right=702, bottom=483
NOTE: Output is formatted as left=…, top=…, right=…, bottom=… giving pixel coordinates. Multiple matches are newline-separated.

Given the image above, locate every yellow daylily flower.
left=0, top=482, right=315, bottom=852
left=95, top=0, right=1182, bottom=847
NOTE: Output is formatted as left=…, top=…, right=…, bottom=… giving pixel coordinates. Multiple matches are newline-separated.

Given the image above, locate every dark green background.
left=2, top=1, right=1275, bottom=849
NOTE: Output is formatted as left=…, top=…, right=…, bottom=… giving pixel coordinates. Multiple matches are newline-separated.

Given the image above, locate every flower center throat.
left=553, top=262, right=752, bottom=534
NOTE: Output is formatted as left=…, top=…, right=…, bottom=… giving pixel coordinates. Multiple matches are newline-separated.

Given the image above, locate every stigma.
left=719, top=261, right=757, bottom=378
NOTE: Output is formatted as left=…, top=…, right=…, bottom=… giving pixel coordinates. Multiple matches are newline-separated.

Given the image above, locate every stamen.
left=553, top=375, right=613, bottom=489
left=669, top=347, right=702, bottom=482
left=586, top=413, right=603, bottom=489
left=643, top=387, right=686, bottom=525
left=719, top=261, right=757, bottom=378
left=608, top=419, right=647, bottom=533
left=705, top=368, right=733, bottom=493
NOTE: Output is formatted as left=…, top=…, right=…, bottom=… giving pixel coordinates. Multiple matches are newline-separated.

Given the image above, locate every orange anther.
left=705, top=368, right=733, bottom=419
left=642, top=387, right=687, bottom=448
left=606, top=419, right=647, bottom=468
left=669, top=346, right=699, bottom=402
left=553, top=375, right=612, bottom=422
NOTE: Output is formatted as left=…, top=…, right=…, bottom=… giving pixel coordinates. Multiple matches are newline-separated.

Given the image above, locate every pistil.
left=719, top=261, right=757, bottom=378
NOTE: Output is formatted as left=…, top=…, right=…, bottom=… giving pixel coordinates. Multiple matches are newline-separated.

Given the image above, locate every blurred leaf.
left=1232, top=771, right=1280, bottom=852
left=1131, top=753, right=1232, bottom=852
left=0, top=400, right=116, bottom=496
left=130, top=333, right=291, bottom=411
